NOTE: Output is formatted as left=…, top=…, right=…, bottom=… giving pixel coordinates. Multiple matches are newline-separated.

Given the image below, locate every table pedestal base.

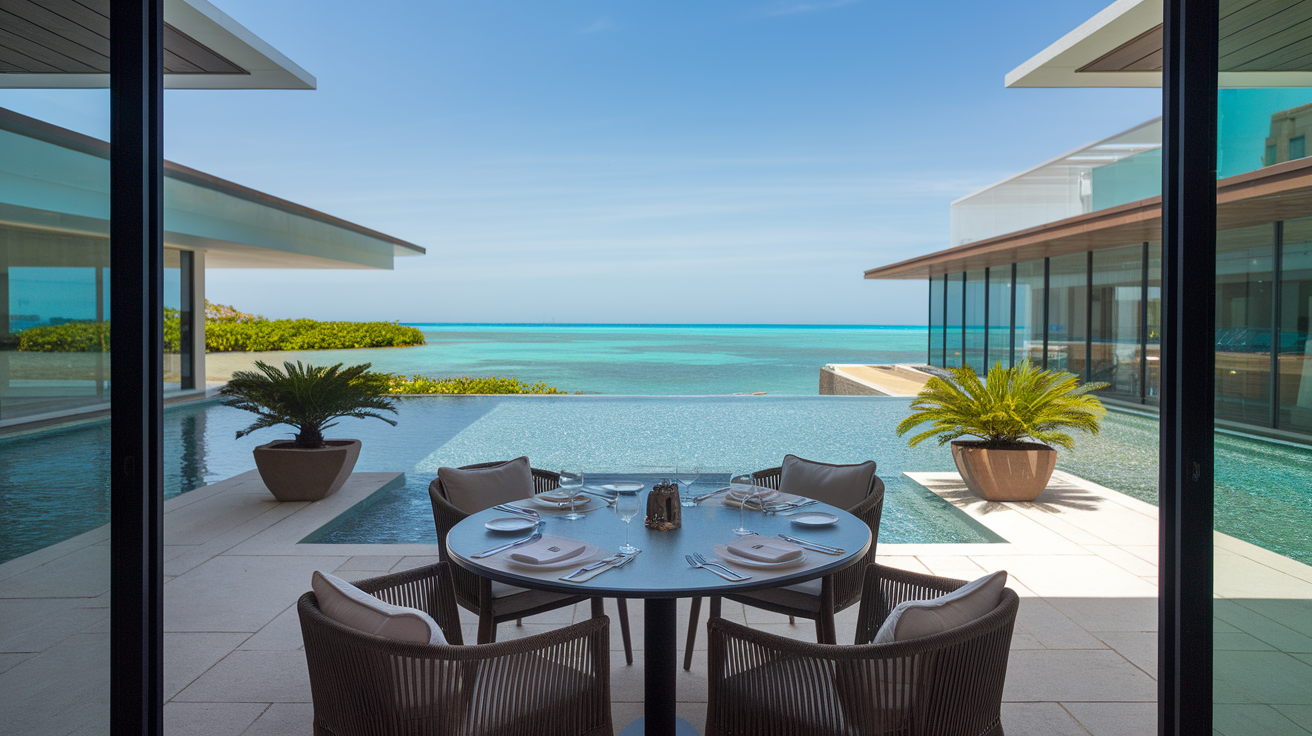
left=618, top=717, right=699, bottom=736
left=641, top=598, right=682, bottom=736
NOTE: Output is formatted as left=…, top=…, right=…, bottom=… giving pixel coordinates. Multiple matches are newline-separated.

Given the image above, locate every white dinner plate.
left=600, top=482, right=644, bottom=493
left=484, top=517, right=538, bottom=532
left=726, top=489, right=779, bottom=503
left=712, top=543, right=808, bottom=569
left=789, top=512, right=839, bottom=527
left=538, top=488, right=586, bottom=502
left=532, top=495, right=592, bottom=510
left=504, top=544, right=604, bottom=571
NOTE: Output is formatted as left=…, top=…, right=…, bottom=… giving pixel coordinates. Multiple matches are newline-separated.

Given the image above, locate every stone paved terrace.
left=2, top=467, right=1311, bottom=735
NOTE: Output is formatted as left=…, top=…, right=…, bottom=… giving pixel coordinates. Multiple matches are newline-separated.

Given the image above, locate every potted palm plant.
left=221, top=361, right=398, bottom=501
left=896, top=361, right=1107, bottom=502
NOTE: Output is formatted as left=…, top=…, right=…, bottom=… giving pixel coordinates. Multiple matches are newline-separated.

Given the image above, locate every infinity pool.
left=4, top=395, right=1311, bottom=564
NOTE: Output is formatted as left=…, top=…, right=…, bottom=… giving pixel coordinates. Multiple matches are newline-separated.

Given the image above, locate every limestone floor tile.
left=0, top=632, right=109, bottom=736
left=0, top=544, right=110, bottom=599
left=1010, top=632, right=1046, bottom=650
left=238, top=604, right=304, bottom=651
left=976, top=554, right=1157, bottom=599
left=877, top=555, right=932, bottom=574
left=998, top=702, right=1091, bottom=736
left=163, top=702, right=268, bottom=736
left=1003, top=650, right=1156, bottom=702
left=392, top=556, right=443, bottom=573
left=1045, top=596, right=1158, bottom=633
left=1214, top=630, right=1278, bottom=651
left=335, top=555, right=403, bottom=573
left=1228, top=598, right=1312, bottom=651
left=0, top=596, right=107, bottom=652
left=1085, top=544, right=1158, bottom=577
left=1215, top=600, right=1312, bottom=654
left=240, top=702, right=315, bottom=736
left=165, top=632, right=250, bottom=700
left=1013, top=597, right=1108, bottom=650
left=916, top=555, right=988, bottom=579
left=610, top=702, right=643, bottom=733
left=164, top=555, right=348, bottom=633
left=1063, top=701, right=1155, bottom=736
left=1213, top=703, right=1312, bottom=736
left=0, top=651, right=35, bottom=674
left=1214, top=650, right=1312, bottom=705
left=163, top=491, right=281, bottom=547
left=1273, top=705, right=1312, bottom=731
left=1095, top=631, right=1157, bottom=676
left=173, top=650, right=311, bottom=704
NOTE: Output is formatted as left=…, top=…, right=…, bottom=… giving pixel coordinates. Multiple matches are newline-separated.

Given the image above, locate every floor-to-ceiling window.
left=1214, top=224, right=1274, bottom=425
left=1091, top=244, right=1146, bottom=399
left=1015, top=258, right=1046, bottom=367
left=1279, top=217, right=1312, bottom=432
left=987, top=266, right=1013, bottom=370
left=1047, top=252, right=1087, bottom=378
left=946, top=272, right=963, bottom=367
left=964, top=269, right=986, bottom=373
left=929, top=274, right=945, bottom=367
left=1147, top=242, right=1161, bottom=403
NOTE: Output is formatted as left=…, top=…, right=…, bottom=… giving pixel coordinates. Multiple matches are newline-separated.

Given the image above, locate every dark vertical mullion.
left=1010, top=262, right=1018, bottom=368
left=1160, top=0, right=1218, bottom=733
left=1042, top=257, right=1050, bottom=370
left=1142, top=242, right=1150, bottom=404
left=1271, top=222, right=1283, bottom=428
left=961, top=272, right=967, bottom=367
left=1086, top=250, right=1094, bottom=384
left=941, top=273, right=948, bottom=367
left=180, top=250, right=195, bottom=391
left=110, top=0, right=165, bottom=735
left=983, top=267, right=990, bottom=372
left=927, top=276, right=933, bottom=366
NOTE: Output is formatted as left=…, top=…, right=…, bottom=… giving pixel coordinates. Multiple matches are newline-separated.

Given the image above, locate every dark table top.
left=447, top=491, right=872, bottom=598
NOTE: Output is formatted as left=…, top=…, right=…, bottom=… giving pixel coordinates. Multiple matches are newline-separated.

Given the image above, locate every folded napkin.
left=726, top=537, right=804, bottom=564
left=722, top=490, right=802, bottom=509
left=538, top=489, right=584, bottom=502
left=509, top=536, right=587, bottom=565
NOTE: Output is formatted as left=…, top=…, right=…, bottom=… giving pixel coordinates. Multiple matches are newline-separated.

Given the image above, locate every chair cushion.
left=439, top=457, right=534, bottom=513
left=873, top=570, right=1007, bottom=643
left=312, top=571, right=447, bottom=645
left=779, top=454, right=876, bottom=510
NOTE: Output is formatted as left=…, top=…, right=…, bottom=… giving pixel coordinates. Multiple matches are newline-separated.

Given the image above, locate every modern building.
left=864, top=0, right=1312, bottom=440
left=0, top=0, right=424, bottom=427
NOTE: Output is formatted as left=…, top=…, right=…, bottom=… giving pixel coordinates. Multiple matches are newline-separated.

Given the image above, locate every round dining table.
left=446, top=488, right=873, bottom=736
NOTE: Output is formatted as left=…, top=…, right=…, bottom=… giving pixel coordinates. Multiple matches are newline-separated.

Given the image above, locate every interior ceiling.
left=1080, top=0, right=1312, bottom=74
left=0, top=0, right=245, bottom=75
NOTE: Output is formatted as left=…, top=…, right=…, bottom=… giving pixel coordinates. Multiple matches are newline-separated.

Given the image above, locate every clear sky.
left=1, top=0, right=1159, bottom=325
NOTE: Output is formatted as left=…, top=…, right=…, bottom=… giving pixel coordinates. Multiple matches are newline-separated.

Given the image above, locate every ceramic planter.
left=950, top=440, right=1057, bottom=502
left=252, top=439, right=361, bottom=501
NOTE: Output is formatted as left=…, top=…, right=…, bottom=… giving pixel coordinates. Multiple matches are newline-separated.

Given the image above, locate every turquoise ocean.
left=207, top=324, right=930, bottom=395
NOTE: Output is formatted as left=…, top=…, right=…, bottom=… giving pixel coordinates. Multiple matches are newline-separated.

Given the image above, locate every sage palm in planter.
left=221, top=361, right=398, bottom=501
left=896, top=361, right=1107, bottom=502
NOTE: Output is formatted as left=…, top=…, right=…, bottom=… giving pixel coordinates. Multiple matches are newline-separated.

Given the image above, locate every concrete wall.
left=818, top=365, right=886, bottom=396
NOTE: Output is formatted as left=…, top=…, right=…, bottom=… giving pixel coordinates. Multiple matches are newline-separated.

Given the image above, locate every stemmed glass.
left=730, top=472, right=757, bottom=537
left=675, top=463, right=701, bottom=507
left=612, top=483, right=643, bottom=555
left=559, top=470, right=584, bottom=521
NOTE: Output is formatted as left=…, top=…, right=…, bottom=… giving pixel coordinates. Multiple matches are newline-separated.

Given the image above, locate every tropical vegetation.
left=220, top=361, right=398, bottom=448
left=386, top=374, right=566, bottom=395
left=896, top=361, right=1108, bottom=450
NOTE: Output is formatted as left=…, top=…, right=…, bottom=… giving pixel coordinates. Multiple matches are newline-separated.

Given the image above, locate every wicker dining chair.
left=428, top=462, right=634, bottom=663
left=299, top=561, right=614, bottom=736
left=683, top=464, right=885, bottom=669
left=704, top=563, right=1019, bottom=736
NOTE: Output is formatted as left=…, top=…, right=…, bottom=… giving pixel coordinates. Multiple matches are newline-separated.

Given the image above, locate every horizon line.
left=397, top=322, right=925, bottom=329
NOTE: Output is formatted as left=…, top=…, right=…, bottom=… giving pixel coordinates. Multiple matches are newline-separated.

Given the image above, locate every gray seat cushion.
left=779, top=454, right=876, bottom=510
left=439, top=457, right=534, bottom=513
left=874, top=570, right=1008, bottom=643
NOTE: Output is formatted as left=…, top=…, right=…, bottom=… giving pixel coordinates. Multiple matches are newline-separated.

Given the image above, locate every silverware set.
left=776, top=533, right=844, bottom=555
left=472, top=531, right=543, bottom=559
left=686, top=552, right=751, bottom=581
left=560, top=550, right=640, bottom=582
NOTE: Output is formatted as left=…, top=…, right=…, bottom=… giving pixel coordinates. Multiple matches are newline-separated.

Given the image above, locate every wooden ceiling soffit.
left=0, top=0, right=245, bottom=75
left=865, top=157, right=1312, bottom=279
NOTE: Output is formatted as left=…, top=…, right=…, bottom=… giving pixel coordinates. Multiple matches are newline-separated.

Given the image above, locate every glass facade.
left=929, top=275, right=944, bottom=366
left=1146, top=243, right=1161, bottom=403
left=987, top=266, right=1013, bottom=369
left=1280, top=218, right=1312, bottom=432
left=1090, top=245, right=1145, bottom=398
left=964, top=269, right=986, bottom=373
left=1015, top=259, right=1046, bottom=367
left=1215, top=225, right=1275, bottom=425
left=945, top=272, right=963, bottom=367
left=1047, top=252, right=1088, bottom=379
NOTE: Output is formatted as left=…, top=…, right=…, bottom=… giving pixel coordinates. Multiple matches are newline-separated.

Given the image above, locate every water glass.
left=675, top=463, right=700, bottom=507
left=613, top=483, right=643, bottom=555
left=559, top=470, right=584, bottom=521
left=730, top=472, right=756, bottom=536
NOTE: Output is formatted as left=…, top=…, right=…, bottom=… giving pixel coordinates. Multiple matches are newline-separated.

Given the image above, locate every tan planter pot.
left=950, top=440, right=1057, bottom=502
left=252, top=439, right=361, bottom=502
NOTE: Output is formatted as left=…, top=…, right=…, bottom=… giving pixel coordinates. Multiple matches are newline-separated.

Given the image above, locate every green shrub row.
left=205, top=320, right=425, bottom=352
left=16, top=308, right=181, bottom=353
left=387, top=375, right=566, bottom=395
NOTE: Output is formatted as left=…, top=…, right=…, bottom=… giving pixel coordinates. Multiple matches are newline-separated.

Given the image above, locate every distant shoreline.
left=400, top=323, right=925, bottom=329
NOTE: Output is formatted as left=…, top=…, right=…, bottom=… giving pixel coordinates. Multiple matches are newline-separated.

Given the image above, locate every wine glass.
left=675, top=463, right=700, bottom=507
left=612, top=482, right=643, bottom=555
left=559, top=470, right=584, bottom=521
left=730, top=472, right=757, bottom=537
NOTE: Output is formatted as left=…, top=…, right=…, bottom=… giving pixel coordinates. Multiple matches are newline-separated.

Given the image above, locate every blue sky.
left=1, top=0, right=1159, bottom=325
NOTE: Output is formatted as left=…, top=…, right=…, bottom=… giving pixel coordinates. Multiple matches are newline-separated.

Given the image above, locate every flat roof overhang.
left=0, top=0, right=314, bottom=89
left=0, top=107, right=423, bottom=268
left=864, top=155, right=1312, bottom=279
left=1005, top=0, right=1312, bottom=89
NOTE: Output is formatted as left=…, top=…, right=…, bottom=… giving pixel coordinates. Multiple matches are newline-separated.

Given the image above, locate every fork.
left=686, top=553, right=751, bottom=581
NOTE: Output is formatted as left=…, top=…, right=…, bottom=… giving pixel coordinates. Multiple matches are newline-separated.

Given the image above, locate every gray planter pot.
left=252, top=439, right=361, bottom=502
left=950, top=440, right=1057, bottom=502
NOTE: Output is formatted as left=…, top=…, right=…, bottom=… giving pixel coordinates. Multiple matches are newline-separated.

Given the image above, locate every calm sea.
left=205, top=324, right=929, bottom=395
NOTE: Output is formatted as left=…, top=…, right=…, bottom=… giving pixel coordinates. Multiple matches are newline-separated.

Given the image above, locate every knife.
left=777, top=533, right=844, bottom=555
left=693, top=487, right=731, bottom=503
left=472, top=532, right=542, bottom=559
left=561, top=554, right=625, bottom=581
left=561, top=551, right=640, bottom=582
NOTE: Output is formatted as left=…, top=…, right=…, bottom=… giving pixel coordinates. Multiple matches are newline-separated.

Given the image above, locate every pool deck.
left=3, top=468, right=1311, bottom=735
